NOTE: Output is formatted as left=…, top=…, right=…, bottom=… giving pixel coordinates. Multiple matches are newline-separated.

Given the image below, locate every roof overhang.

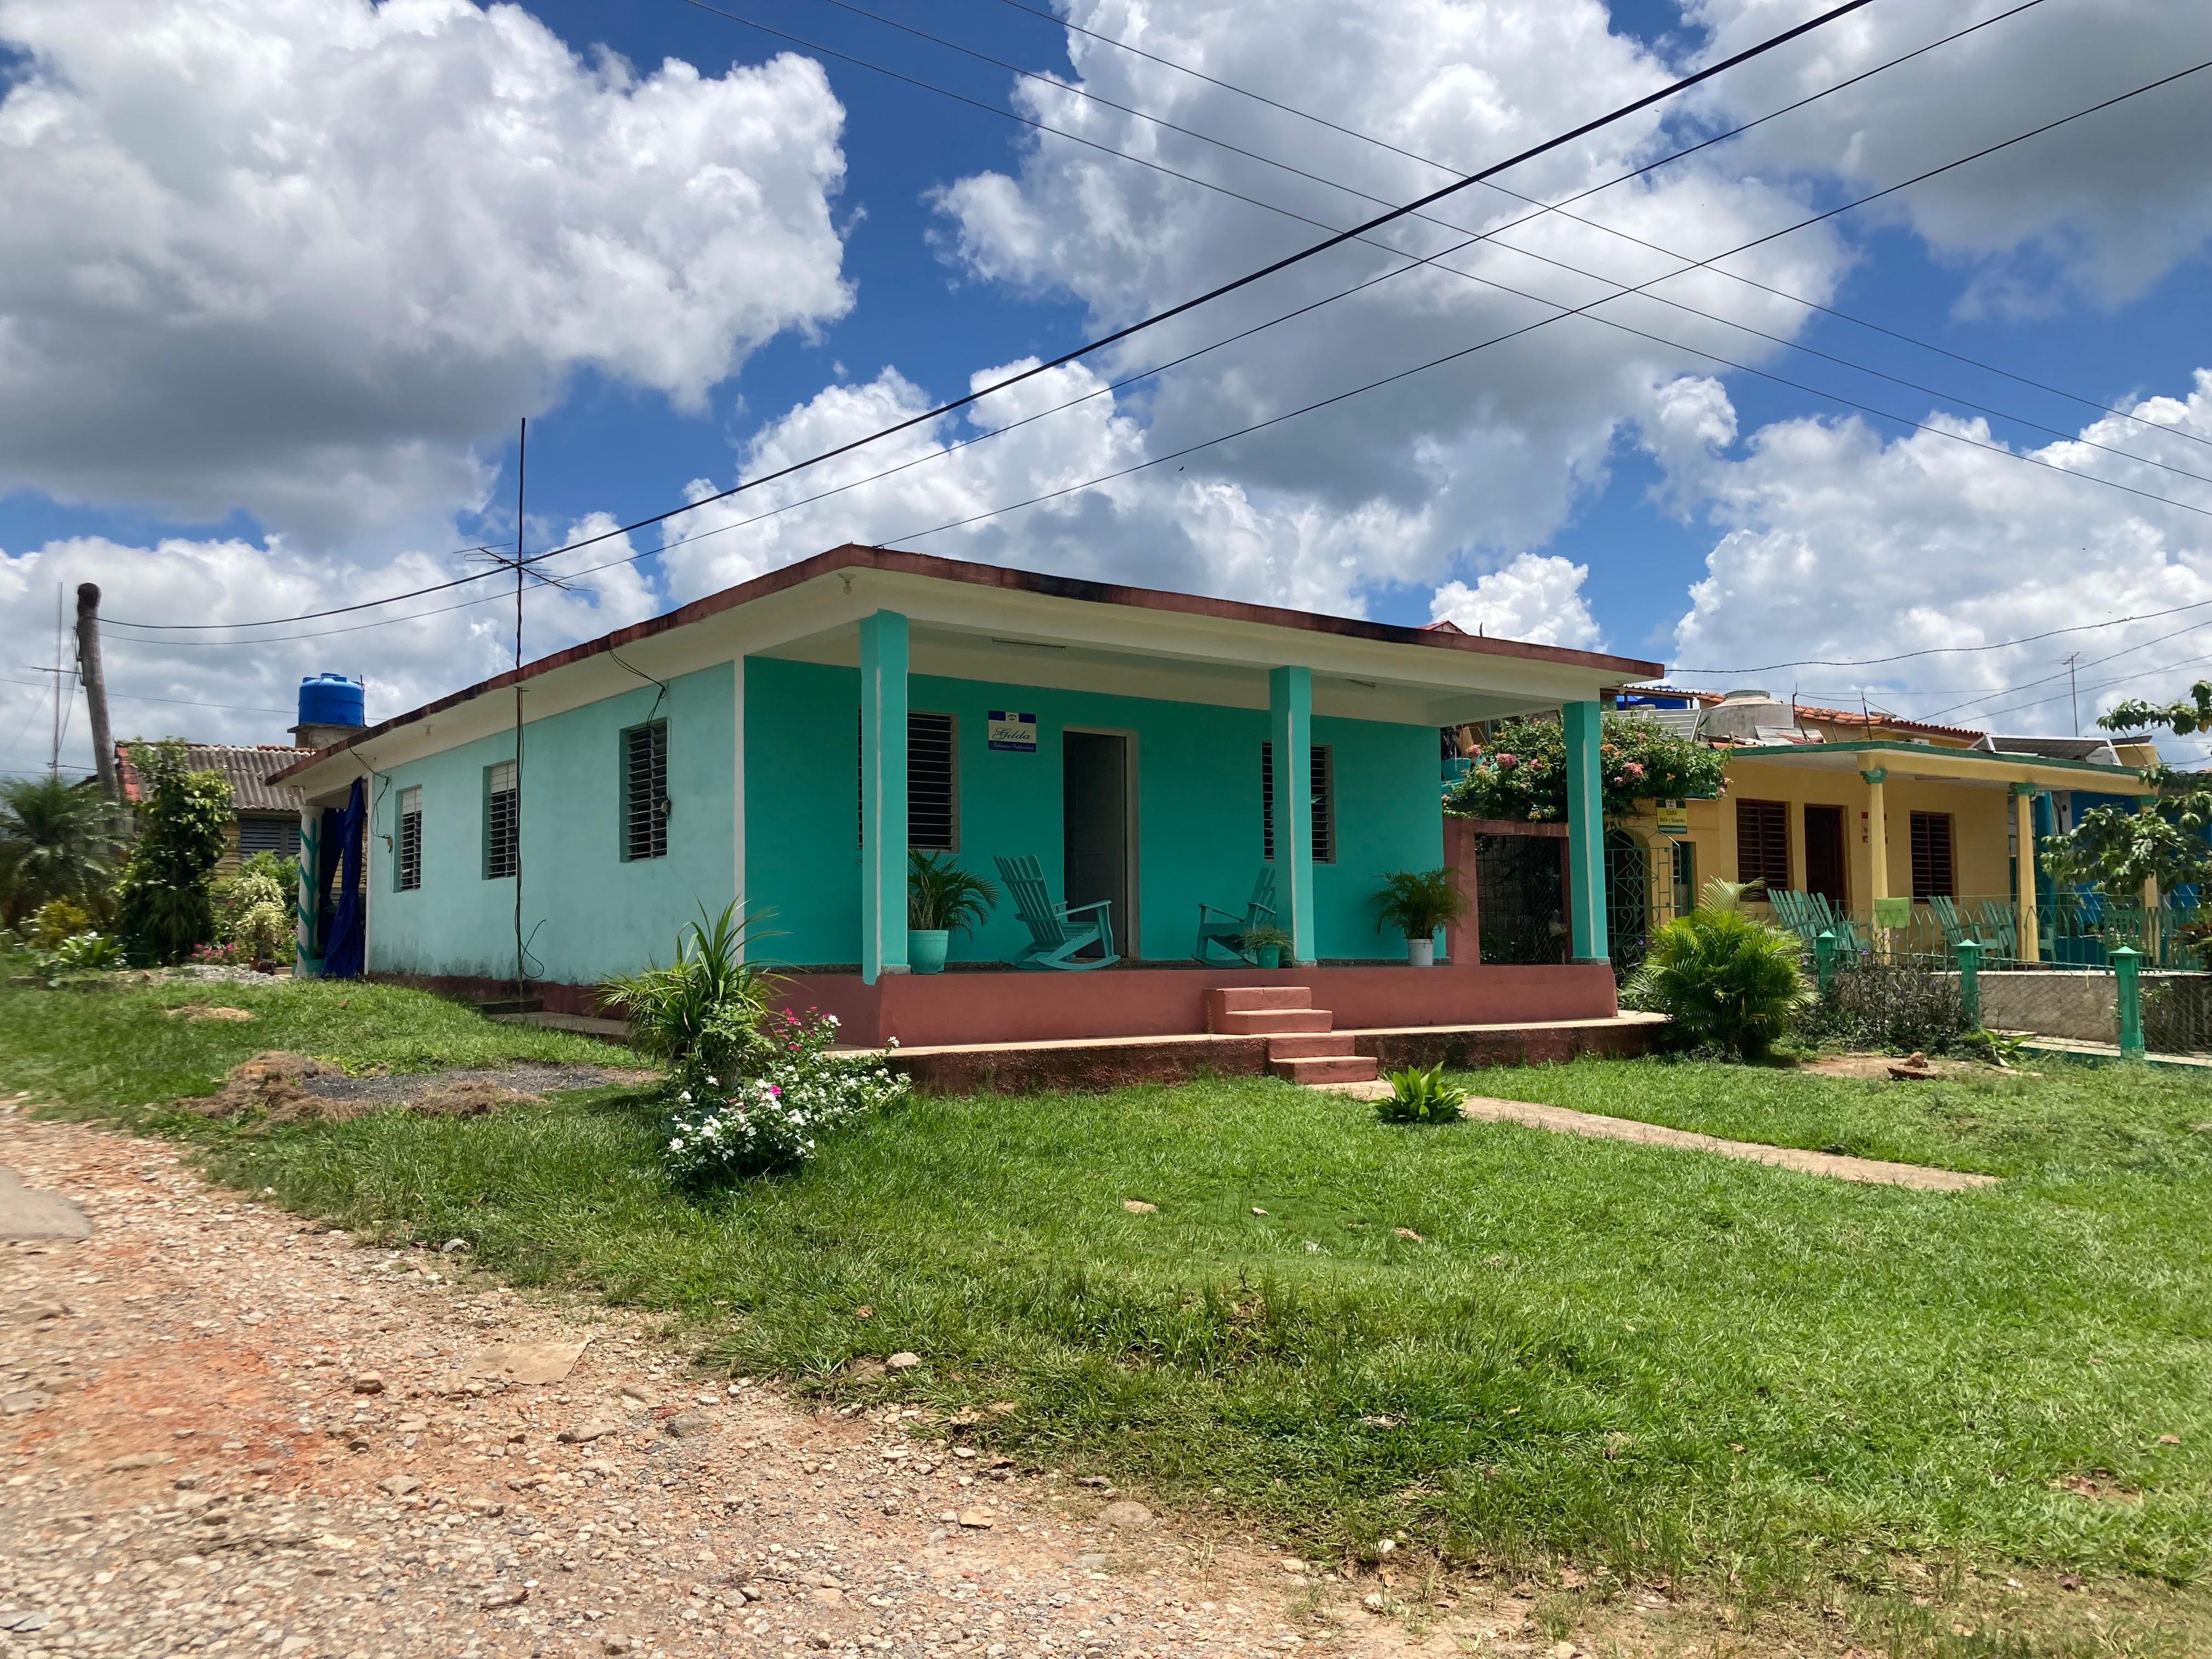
left=1726, top=739, right=2154, bottom=794
left=274, top=544, right=1664, bottom=800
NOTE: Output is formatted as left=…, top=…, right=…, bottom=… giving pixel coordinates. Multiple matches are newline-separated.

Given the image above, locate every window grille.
left=907, top=712, right=957, bottom=851
left=1910, top=811, right=1955, bottom=899
left=484, top=760, right=518, bottom=880
left=622, top=721, right=669, bottom=861
left=238, top=817, right=301, bottom=859
left=1734, top=798, right=1790, bottom=893
left=1259, top=742, right=1335, bottom=865
left=396, top=786, right=422, bottom=891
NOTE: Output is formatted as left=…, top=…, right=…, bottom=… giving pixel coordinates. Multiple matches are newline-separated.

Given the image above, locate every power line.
left=1674, top=596, right=2212, bottom=677
left=111, top=53, right=2212, bottom=659
left=985, top=0, right=2211, bottom=459
left=105, top=0, right=1876, bottom=635
left=0, top=674, right=289, bottom=716
left=781, top=0, right=2207, bottom=491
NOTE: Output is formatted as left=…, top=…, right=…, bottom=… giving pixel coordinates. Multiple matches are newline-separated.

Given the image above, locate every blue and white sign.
left=987, top=710, right=1037, bottom=753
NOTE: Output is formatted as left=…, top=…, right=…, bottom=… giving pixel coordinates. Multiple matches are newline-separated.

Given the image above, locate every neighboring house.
left=272, top=543, right=1663, bottom=1049
left=115, top=741, right=309, bottom=870
left=1609, top=688, right=2155, bottom=962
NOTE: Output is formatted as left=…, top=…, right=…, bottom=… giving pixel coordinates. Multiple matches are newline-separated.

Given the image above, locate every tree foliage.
left=114, top=739, right=234, bottom=965
left=2100, top=680, right=2212, bottom=737
left=2041, top=791, right=2212, bottom=897
left=1444, top=712, right=1724, bottom=823
left=0, top=775, right=129, bottom=927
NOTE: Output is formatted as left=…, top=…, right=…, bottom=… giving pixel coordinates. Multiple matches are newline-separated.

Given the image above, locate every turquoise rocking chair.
left=1194, top=866, right=1277, bottom=964
left=992, top=855, right=1120, bottom=970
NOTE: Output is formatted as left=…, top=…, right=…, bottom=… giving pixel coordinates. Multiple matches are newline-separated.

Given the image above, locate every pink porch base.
left=775, top=963, right=1618, bottom=1048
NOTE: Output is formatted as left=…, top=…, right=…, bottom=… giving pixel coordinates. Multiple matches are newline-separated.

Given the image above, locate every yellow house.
left=1615, top=691, right=2155, bottom=962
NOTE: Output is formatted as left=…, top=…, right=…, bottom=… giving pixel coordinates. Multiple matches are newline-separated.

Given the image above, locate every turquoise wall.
left=367, top=663, right=735, bottom=983
left=744, top=658, right=1442, bottom=966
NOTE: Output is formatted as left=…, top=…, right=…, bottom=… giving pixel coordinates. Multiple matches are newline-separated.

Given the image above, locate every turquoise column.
left=1269, top=666, right=1316, bottom=964
left=859, top=611, right=909, bottom=984
left=1564, top=699, right=1609, bottom=964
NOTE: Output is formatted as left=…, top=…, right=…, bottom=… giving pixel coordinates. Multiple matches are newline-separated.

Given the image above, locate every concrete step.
left=1270, top=1053, right=1379, bottom=1085
left=1204, top=985, right=1313, bottom=1017
left=1217, top=1008, right=1334, bottom=1035
left=1267, top=1032, right=1357, bottom=1060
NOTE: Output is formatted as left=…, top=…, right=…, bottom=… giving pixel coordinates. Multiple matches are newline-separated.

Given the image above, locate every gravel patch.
left=297, top=1064, right=652, bottom=1108
left=0, top=1097, right=1750, bottom=1658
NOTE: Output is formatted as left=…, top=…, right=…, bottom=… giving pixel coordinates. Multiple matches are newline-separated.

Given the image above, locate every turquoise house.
left=275, top=546, right=1658, bottom=1049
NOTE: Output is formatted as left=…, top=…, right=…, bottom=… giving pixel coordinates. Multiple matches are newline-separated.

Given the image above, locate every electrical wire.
left=984, top=0, right=2211, bottom=457
left=774, top=0, right=2207, bottom=490
left=105, top=0, right=1877, bottom=634
left=103, top=50, right=2212, bottom=658
left=0, top=674, right=291, bottom=716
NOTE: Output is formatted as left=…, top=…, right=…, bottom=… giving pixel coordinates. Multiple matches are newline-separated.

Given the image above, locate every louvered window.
left=1734, top=798, right=1789, bottom=894
left=908, top=712, right=957, bottom=851
left=396, top=786, right=422, bottom=891
left=238, top=817, right=301, bottom=859
left=484, top=760, right=518, bottom=880
left=621, top=721, right=669, bottom=862
left=1910, top=811, right=1955, bottom=899
left=1260, top=742, right=1335, bottom=865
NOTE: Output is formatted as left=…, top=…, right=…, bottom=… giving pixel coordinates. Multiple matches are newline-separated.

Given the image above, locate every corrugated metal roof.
left=116, top=742, right=303, bottom=813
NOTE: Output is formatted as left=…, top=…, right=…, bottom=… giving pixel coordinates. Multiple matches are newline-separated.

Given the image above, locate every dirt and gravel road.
left=0, top=1099, right=1749, bottom=1659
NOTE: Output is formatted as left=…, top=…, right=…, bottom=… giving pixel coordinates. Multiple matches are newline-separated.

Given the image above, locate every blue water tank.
left=298, top=673, right=364, bottom=730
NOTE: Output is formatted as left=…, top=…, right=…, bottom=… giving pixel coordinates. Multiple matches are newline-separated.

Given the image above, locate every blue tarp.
left=323, top=780, right=365, bottom=979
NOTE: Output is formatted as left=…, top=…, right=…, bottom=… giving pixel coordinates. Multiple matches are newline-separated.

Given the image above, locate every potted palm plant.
left=1242, top=922, right=1292, bottom=970
left=907, top=851, right=999, bottom=974
left=1373, top=868, right=1470, bottom=967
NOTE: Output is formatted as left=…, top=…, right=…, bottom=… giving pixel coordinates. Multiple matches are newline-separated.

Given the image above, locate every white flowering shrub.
left=662, top=1008, right=907, bottom=1183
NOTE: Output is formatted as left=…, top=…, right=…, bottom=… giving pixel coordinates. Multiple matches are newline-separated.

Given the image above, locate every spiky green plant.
left=599, top=901, right=781, bottom=1079
left=906, top=851, right=1000, bottom=934
left=1626, top=878, right=1810, bottom=1060
left=1374, top=1060, right=1466, bottom=1124
left=1372, top=867, right=1470, bottom=941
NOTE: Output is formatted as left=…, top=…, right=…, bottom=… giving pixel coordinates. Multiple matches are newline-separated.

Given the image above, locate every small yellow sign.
left=1656, top=802, right=1690, bottom=837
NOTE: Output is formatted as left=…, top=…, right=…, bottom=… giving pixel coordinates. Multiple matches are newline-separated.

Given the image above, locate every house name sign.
left=987, top=710, right=1037, bottom=753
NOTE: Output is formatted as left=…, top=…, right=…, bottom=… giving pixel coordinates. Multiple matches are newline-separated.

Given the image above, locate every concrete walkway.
left=1321, top=1084, right=1996, bottom=1191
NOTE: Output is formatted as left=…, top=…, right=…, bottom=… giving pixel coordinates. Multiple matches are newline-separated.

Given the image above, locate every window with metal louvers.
left=622, top=722, right=668, bottom=861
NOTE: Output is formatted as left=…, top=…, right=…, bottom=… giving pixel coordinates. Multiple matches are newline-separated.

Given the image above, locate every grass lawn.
left=8, top=977, right=2212, bottom=1647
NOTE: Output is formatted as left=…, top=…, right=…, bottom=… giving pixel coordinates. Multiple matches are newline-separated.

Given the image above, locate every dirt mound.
left=407, top=1080, right=541, bottom=1117
left=163, top=1003, right=256, bottom=1022
left=182, top=1052, right=364, bottom=1125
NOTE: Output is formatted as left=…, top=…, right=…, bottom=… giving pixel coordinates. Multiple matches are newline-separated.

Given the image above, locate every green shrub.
left=114, top=739, right=232, bottom=965
left=599, top=901, right=778, bottom=1088
left=1625, top=879, right=1810, bottom=1060
left=907, top=850, right=999, bottom=933
left=1372, top=868, right=1469, bottom=941
left=1797, top=960, right=1970, bottom=1055
left=212, top=857, right=297, bottom=964
left=29, top=897, right=92, bottom=948
left=1374, top=1060, right=1467, bottom=1124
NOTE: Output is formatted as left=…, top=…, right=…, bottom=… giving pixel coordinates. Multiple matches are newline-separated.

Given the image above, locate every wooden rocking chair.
left=1194, top=867, right=1277, bottom=964
left=992, top=855, right=1120, bottom=970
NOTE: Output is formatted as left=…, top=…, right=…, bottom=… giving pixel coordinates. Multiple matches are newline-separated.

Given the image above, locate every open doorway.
left=1063, top=730, right=1133, bottom=961
left=1804, top=803, right=1848, bottom=908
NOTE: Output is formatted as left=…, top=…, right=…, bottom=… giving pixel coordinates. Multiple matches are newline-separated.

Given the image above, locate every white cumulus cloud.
left=1429, top=555, right=1601, bottom=650
left=0, top=0, right=853, bottom=540
left=1664, top=369, right=2212, bottom=737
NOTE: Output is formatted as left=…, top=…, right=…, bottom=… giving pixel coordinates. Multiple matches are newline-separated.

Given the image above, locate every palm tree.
left=0, top=775, right=129, bottom=926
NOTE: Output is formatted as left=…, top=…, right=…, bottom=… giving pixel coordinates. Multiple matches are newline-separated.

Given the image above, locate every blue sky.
left=1, top=0, right=2208, bottom=771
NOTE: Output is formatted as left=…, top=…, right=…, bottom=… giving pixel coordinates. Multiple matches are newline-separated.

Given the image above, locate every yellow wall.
left=1629, top=760, right=2018, bottom=911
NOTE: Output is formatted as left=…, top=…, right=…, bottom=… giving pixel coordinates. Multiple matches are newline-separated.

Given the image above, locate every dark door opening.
left=1804, top=804, right=1848, bottom=908
left=1063, top=731, right=1131, bottom=960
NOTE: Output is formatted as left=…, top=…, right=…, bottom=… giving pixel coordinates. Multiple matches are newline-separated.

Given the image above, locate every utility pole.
left=75, top=583, right=119, bottom=800
left=50, top=586, right=65, bottom=777
left=2063, top=652, right=2081, bottom=735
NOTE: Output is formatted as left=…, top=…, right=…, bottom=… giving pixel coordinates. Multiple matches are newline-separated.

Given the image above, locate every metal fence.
left=1761, top=889, right=2208, bottom=972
